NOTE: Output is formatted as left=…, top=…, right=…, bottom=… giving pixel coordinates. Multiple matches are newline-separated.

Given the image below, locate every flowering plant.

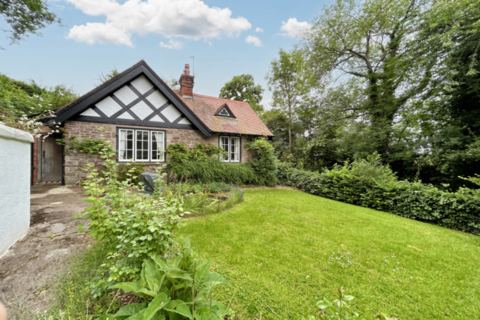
left=0, top=94, right=61, bottom=140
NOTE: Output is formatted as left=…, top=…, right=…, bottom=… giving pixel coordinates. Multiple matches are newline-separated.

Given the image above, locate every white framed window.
left=219, top=136, right=240, bottom=163
left=118, top=128, right=165, bottom=162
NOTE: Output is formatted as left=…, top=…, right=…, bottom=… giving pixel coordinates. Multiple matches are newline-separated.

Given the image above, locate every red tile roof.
left=176, top=92, right=274, bottom=136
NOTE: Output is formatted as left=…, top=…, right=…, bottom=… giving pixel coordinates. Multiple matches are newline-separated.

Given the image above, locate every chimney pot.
left=184, top=64, right=190, bottom=75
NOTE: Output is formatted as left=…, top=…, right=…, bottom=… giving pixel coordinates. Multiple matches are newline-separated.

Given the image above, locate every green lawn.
left=177, top=189, right=480, bottom=320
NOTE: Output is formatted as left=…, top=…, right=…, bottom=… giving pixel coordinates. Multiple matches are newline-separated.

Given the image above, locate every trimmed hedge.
left=278, top=163, right=480, bottom=235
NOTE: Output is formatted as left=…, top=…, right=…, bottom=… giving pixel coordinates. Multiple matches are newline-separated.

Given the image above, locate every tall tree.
left=0, top=0, right=59, bottom=44
left=219, top=74, right=264, bottom=113
left=267, top=49, right=310, bottom=154
left=305, top=0, right=439, bottom=159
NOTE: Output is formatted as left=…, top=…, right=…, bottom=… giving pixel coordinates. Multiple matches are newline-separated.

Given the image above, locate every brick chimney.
left=179, top=64, right=194, bottom=97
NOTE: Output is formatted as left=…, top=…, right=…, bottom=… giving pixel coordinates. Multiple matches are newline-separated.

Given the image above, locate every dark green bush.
left=167, top=159, right=255, bottom=185
left=166, top=140, right=278, bottom=186
left=246, top=138, right=278, bottom=186
left=278, top=162, right=480, bottom=235
left=166, top=142, right=226, bottom=163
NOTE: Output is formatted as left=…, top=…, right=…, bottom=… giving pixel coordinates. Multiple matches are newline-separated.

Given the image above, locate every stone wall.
left=63, top=121, right=253, bottom=185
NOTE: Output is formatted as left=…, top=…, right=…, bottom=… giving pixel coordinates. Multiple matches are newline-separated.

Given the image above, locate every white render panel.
left=95, top=96, right=122, bottom=117
left=178, top=118, right=191, bottom=125
left=161, top=105, right=182, bottom=122
left=150, top=115, right=164, bottom=122
left=146, top=90, right=168, bottom=108
left=0, top=125, right=32, bottom=257
left=117, top=112, right=135, bottom=120
left=80, top=108, right=100, bottom=117
left=114, top=85, right=138, bottom=105
left=130, top=100, right=154, bottom=120
left=131, top=75, right=154, bottom=94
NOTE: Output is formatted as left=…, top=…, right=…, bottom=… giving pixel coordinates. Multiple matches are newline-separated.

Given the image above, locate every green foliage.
left=117, top=162, right=145, bottom=184
left=207, top=182, right=231, bottom=194
left=0, top=0, right=59, bottom=44
left=167, top=159, right=255, bottom=185
left=167, top=141, right=278, bottom=187
left=329, top=152, right=397, bottom=188
left=97, top=68, right=120, bottom=86
left=166, top=143, right=227, bottom=163
left=55, top=137, right=66, bottom=146
left=40, top=243, right=122, bottom=320
left=69, top=136, right=114, bottom=155
left=305, top=288, right=392, bottom=320
left=102, top=238, right=230, bottom=320
left=0, top=73, right=77, bottom=115
left=75, top=142, right=188, bottom=281
left=278, top=158, right=480, bottom=235
left=267, top=48, right=310, bottom=153
left=154, top=171, right=244, bottom=215
left=219, top=74, right=265, bottom=113
left=246, top=138, right=278, bottom=186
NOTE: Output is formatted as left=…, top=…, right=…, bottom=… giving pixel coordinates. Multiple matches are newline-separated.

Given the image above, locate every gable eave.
left=54, top=61, right=212, bottom=137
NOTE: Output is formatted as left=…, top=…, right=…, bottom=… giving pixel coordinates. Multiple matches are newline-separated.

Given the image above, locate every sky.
left=0, top=0, right=332, bottom=108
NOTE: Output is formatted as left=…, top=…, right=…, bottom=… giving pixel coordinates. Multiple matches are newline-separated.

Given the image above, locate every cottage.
left=32, top=60, right=273, bottom=185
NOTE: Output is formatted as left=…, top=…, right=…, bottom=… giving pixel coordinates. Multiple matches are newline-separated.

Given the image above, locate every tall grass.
left=40, top=243, right=119, bottom=320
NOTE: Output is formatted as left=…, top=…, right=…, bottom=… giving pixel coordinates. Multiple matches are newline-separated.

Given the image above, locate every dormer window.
left=218, top=108, right=230, bottom=117
left=214, top=104, right=235, bottom=118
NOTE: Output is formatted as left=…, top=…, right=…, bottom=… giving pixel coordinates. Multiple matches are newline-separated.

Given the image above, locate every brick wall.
left=63, top=121, right=253, bottom=185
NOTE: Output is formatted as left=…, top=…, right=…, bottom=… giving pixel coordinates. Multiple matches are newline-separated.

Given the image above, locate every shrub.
left=278, top=159, right=480, bottom=235
left=166, top=142, right=226, bottom=163
left=167, top=159, right=255, bottom=185
left=246, top=138, right=278, bottom=186
left=103, top=237, right=230, bottom=320
left=76, top=142, right=188, bottom=281
left=117, top=162, right=145, bottom=184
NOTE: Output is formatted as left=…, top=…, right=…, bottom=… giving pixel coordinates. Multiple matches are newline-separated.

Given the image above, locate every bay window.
left=118, top=128, right=165, bottom=162
left=219, top=136, right=240, bottom=162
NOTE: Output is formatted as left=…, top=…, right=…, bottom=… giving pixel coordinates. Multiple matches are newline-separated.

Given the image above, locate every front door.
left=41, top=135, right=63, bottom=183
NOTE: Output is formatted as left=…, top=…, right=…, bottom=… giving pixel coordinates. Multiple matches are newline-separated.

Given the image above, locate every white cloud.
left=280, top=17, right=311, bottom=38
left=68, top=22, right=133, bottom=46
left=255, top=27, right=263, bottom=33
left=245, top=35, right=262, bottom=47
left=159, top=39, right=183, bottom=49
left=65, top=0, right=252, bottom=46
